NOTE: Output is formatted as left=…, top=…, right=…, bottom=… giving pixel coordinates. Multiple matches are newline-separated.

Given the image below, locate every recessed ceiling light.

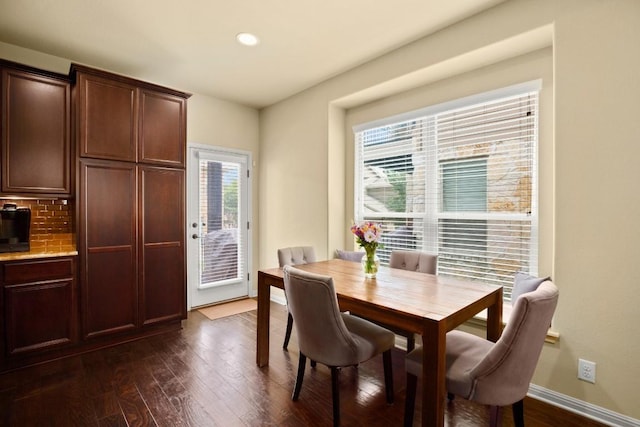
left=236, top=32, right=260, bottom=46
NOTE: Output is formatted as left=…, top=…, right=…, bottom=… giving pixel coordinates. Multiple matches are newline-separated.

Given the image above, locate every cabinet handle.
left=191, top=234, right=199, bottom=239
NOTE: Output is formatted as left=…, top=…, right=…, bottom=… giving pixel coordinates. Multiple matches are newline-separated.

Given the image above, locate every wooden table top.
left=259, top=258, right=502, bottom=334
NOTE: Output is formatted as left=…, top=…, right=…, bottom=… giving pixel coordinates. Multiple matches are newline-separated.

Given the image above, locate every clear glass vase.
left=362, top=248, right=380, bottom=279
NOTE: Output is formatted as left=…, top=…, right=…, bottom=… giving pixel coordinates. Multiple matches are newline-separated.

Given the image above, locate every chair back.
left=278, top=246, right=316, bottom=267
left=468, top=281, right=559, bottom=406
left=335, top=249, right=364, bottom=262
left=389, top=250, right=437, bottom=274
left=283, top=266, right=360, bottom=366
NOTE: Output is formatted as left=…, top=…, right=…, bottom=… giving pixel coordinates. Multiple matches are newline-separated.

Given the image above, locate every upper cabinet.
left=139, top=89, right=186, bottom=167
left=1, top=61, right=71, bottom=196
left=72, top=65, right=188, bottom=167
left=75, top=70, right=137, bottom=162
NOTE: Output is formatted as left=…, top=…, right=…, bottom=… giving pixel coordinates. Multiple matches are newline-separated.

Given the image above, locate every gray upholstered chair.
left=278, top=246, right=317, bottom=268
left=403, top=281, right=559, bottom=427
left=283, top=265, right=395, bottom=427
left=334, top=249, right=364, bottom=262
left=389, top=249, right=437, bottom=274
left=388, top=250, right=438, bottom=351
left=277, top=246, right=317, bottom=350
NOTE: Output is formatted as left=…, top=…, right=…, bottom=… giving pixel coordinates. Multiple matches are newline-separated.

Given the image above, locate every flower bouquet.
left=351, top=221, right=382, bottom=278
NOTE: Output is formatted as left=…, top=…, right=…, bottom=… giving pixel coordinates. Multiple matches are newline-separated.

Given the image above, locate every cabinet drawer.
left=3, top=258, right=75, bottom=284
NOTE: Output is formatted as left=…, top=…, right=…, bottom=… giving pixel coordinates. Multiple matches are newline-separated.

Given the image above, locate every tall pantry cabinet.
left=72, top=65, right=190, bottom=340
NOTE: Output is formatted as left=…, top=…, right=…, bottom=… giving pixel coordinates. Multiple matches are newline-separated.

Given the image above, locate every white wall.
left=259, top=0, right=640, bottom=420
left=259, top=90, right=332, bottom=266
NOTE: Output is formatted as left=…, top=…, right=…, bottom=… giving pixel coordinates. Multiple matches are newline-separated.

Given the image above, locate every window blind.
left=355, top=89, right=538, bottom=300
left=198, top=159, right=243, bottom=286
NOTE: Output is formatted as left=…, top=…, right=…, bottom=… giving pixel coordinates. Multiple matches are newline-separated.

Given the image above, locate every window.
left=354, top=84, right=539, bottom=300
left=198, top=158, right=241, bottom=284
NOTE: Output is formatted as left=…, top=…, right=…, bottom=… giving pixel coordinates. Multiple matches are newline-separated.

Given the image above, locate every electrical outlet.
left=578, top=358, right=596, bottom=383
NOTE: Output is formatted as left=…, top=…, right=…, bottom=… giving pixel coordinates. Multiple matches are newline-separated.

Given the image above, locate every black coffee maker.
left=0, top=203, right=31, bottom=253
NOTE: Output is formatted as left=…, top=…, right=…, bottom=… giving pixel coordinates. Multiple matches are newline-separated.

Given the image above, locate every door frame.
left=186, top=142, right=253, bottom=310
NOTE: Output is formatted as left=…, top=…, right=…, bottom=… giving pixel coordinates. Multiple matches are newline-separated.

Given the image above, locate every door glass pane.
left=198, top=159, right=241, bottom=287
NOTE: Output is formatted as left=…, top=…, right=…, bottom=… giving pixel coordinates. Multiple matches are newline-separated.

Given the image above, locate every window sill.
left=467, top=303, right=560, bottom=344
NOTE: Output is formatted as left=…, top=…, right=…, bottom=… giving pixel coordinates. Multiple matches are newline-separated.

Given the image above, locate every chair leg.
left=512, top=399, right=524, bottom=427
left=403, top=373, right=417, bottom=427
left=331, top=367, right=341, bottom=427
left=283, top=312, right=294, bottom=349
left=489, top=405, right=503, bottom=427
left=292, top=353, right=307, bottom=401
left=382, top=350, right=394, bottom=404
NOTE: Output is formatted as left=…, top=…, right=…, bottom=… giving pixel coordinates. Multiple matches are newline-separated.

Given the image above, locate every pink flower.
left=363, top=229, right=378, bottom=243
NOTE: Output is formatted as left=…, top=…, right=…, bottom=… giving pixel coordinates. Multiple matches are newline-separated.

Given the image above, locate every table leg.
left=256, top=271, right=271, bottom=367
left=486, top=287, right=503, bottom=342
left=421, top=321, right=446, bottom=427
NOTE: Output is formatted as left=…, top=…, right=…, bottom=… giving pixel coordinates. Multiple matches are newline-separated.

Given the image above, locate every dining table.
left=256, top=258, right=503, bottom=427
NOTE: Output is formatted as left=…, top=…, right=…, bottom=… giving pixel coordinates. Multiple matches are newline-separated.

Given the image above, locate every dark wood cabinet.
left=79, top=162, right=187, bottom=339
left=75, top=71, right=137, bottom=162
left=79, top=159, right=137, bottom=339
left=1, top=62, right=71, bottom=196
left=74, top=65, right=189, bottom=343
left=139, top=166, right=185, bottom=325
left=0, top=61, right=189, bottom=371
left=1, top=257, right=76, bottom=357
left=139, top=89, right=186, bottom=167
left=73, top=65, right=187, bottom=167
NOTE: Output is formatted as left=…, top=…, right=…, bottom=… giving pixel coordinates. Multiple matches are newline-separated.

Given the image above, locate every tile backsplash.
left=1, top=199, right=75, bottom=252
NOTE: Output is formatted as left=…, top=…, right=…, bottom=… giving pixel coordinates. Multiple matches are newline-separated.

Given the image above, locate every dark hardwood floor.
left=0, top=302, right=607, bottom=426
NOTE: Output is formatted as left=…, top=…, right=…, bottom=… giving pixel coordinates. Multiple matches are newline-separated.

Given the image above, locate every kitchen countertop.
left=0, top=248, right=78, bottom=262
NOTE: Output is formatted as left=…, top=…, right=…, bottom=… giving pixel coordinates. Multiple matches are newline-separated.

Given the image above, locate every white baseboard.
left=528, top=384, right=640, bottom=427
left=270, top=293, right=287, bottom=306
left=269, top=296, right=638, bottom=427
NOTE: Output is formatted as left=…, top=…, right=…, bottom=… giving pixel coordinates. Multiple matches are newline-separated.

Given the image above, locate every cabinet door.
left=1, top=257, right=76, bottom=357
left=138, top=89, right=186, bottom=167
left=3, top=279, right=75, bottom=356
left=1, top=68, right=71, bottom=195
left=76, top=72, right=137, bottom=162
left=139, top=166, right=185, bottom=325
left=80, top=159, right=137, bottom=338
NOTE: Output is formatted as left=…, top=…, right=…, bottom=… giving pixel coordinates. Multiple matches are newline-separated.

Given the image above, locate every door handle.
left=192, top=234, right=199, bottom=239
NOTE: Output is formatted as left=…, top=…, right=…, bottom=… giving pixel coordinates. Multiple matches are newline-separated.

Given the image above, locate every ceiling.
left=0, top=0, right=504, bottom=108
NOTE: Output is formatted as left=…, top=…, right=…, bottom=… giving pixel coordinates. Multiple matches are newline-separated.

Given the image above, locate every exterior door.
left=187, top=145, right=251, bottom=308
